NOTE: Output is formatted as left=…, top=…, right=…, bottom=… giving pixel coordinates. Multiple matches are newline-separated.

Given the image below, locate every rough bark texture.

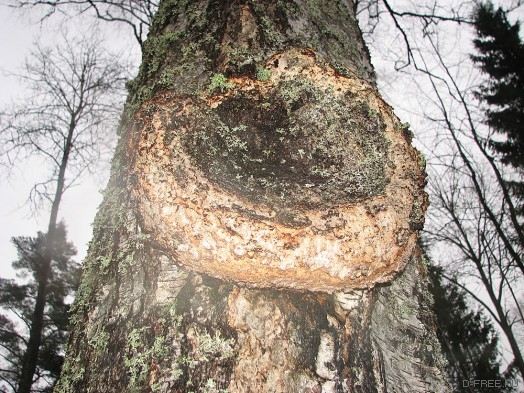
left=57, top=1, right=449, bottom=392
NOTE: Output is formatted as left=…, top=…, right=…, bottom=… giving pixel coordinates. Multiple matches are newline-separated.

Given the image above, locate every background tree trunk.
left=57, top=1, right=450, bottom=392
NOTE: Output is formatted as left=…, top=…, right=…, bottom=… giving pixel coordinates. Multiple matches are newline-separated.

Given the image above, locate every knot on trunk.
left=133, top=50, right=427, bottom=292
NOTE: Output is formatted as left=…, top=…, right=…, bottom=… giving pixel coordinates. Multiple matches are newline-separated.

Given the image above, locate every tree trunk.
left=56, top=1, right=449, bottom=392
left=18, top=121, right=75, bottom=393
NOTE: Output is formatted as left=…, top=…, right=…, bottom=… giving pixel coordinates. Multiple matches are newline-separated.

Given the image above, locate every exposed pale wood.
left=56, top=1, right=449, bottom=392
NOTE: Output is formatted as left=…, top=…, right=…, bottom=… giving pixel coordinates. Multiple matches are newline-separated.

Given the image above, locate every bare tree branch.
left=6, top=0, right=158, bottom=46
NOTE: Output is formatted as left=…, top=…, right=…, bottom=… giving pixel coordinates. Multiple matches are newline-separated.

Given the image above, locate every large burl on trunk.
left=57, top=1, right=449, bottom=392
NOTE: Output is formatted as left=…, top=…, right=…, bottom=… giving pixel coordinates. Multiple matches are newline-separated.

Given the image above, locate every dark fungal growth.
left=180, top=75, right=390, bottom=211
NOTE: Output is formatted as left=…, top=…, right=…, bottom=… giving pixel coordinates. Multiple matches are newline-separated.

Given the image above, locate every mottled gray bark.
left=56, top=1, right=449, bottom=392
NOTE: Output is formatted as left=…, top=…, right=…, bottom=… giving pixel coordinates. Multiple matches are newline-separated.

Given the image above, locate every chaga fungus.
left=133, top=50, right=427, bottom=292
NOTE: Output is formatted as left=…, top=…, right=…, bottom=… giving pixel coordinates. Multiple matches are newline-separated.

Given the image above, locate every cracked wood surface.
left=56, top=1, right=449, bottom=392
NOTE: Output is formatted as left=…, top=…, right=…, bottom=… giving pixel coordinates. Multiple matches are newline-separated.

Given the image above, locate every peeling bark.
left=57, top=1, right=449, bottom=392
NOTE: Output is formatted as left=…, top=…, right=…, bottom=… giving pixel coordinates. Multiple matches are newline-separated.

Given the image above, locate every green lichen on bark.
left=156, top=274, right=238, bottom=392
left=56, top=0, right=448, bottom=391
left=125, top=0, right=375, bottom=109
left=179, top=76, right=390, bottom=211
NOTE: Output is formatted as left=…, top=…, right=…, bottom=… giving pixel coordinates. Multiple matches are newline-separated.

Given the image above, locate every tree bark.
left=57, top=1, right=450, bottom=392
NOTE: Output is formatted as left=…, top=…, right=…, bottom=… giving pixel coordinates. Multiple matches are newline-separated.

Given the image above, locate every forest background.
left=0, top=0, right=523, bottom=391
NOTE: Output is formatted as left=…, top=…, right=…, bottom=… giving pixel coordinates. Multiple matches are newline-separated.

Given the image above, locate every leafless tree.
left=0, top=31, right=128, bottom=393
left=1, top=31, right=128, bottom=215
left=332, top=0, right=524, bottom=380
left=363, top=0, right=524, bottom=377
left=426, top=147, right=524, bottom=376
left=355, top=0, right=475, bottom=68
left=6, top=0, right=158, bottom=46
left=7, top=0, right=480, bottom=51
left=5, top=0, right=523, bottom=384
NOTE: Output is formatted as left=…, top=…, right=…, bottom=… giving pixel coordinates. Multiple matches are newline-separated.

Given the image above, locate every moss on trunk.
left=57, top=1, right=449, bottom=392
